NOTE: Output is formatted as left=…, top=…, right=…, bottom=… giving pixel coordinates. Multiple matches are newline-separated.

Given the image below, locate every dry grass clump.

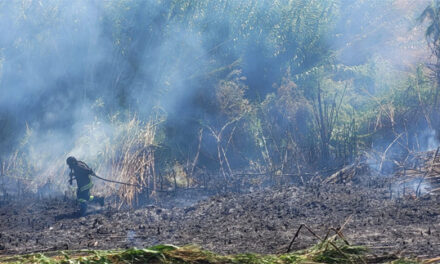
left=95, top=115, right=161, bottom=207
left=0, top=113, right=162, bottom=207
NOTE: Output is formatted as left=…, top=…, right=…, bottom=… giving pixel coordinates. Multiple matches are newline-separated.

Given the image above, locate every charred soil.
left=0, top=180, right=439, bottom=259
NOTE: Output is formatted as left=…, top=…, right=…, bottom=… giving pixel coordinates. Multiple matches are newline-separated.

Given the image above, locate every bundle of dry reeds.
left=1, top=114, right=162, bottom=206
left=97, top=117, right=159, bottom=207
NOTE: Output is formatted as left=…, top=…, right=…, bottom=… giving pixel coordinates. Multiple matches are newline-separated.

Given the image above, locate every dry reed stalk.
left=96, top=116, right=158, bottom=207
left=1, top=114, right=160, bottom=204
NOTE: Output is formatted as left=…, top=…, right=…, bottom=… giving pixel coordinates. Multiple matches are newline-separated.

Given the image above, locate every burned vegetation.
left=2, top=0, right=440, bottom=263
left=1, top=150, right=440, bottom=262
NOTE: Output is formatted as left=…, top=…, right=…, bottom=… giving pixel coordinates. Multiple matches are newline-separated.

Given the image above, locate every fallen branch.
left=424, top=256, right=440, bottom=264
left=286, top=224, right=351, bottom=262
left=286, top=224, right=322, bottom=253
left=378, top=133, right=403, bottom=173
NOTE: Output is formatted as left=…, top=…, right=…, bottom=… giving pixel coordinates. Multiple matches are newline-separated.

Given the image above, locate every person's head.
left=66, top=156, right=77, bottom=168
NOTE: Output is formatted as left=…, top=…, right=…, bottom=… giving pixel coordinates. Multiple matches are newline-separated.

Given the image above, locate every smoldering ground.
left=1, top=1, right=440, bottom=260
left=0, top=180, right=439, bottom=258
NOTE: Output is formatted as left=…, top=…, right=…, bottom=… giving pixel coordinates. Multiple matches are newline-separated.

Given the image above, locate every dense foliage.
left=0, top=0, right=438, bottom=200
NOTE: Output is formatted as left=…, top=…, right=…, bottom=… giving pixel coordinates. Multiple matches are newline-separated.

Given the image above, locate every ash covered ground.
left=0, top=179, right=439, bottom=259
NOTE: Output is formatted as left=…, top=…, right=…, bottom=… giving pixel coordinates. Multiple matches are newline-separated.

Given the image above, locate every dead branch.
left=189, top=128, right=203, bottom=180
left=286, top=224, right=350, bottom=262
left=323, top=163, right=355, bottom=184
left=287, top=224, right=322, bottom=253
left=378, top=133, right=403, bottom=173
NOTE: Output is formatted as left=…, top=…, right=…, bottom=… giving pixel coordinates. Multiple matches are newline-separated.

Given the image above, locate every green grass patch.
left=0, top=242, right=422, bottom=264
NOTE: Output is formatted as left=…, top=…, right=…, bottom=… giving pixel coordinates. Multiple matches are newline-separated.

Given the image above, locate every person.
left=66, top=156, right=104, bottom=215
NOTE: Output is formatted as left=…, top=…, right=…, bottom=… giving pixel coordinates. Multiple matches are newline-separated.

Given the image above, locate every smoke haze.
left=0, top=0, right=436, bottom=195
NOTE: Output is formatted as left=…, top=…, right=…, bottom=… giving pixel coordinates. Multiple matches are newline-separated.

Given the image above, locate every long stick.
left=378, top=133, right=403, bottom=173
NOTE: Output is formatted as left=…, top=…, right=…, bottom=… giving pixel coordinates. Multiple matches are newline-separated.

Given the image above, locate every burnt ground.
left=0, top=180, right=439, bottom=259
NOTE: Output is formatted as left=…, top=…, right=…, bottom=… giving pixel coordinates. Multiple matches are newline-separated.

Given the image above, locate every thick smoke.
left=0, top=1, right=107, bottom=151
left=338, top=0, right=430, bottom=65
left=0, top=0, right=217, bottom=195
left=0, top=0, right=435, bottom=196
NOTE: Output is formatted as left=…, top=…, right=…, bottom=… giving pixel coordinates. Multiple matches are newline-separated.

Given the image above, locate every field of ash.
left=0, top=177, right=439, bottom=259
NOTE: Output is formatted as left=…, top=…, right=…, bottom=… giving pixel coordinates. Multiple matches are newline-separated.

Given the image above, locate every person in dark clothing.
left=66, top=156, right=104, bottom=215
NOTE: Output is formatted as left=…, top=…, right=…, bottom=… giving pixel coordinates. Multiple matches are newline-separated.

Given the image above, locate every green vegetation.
left=0, top=241, right=419, bottom=264
left=1, top=0, right=439, bottom=203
